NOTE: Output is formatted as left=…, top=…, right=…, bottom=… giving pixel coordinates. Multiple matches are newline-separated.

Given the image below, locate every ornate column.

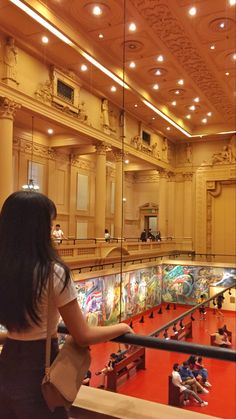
left=167, top=172, right=175, bottom=238
left=95, top=143, right=107, bottom=238
left=158, top=170, right=168, bottom=238
left=114, top=151, right=123, bottom=238
left=0, top=97, right=20, bottom=208
left=183, top=172, right=193, bottom=240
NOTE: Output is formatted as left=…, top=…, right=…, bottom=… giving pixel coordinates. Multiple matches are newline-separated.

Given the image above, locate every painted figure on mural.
left=2, top=37, right=18, bottom=83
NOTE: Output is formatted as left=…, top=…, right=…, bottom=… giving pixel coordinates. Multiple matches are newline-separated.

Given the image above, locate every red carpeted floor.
left=89, top=306, right=236, bottom=419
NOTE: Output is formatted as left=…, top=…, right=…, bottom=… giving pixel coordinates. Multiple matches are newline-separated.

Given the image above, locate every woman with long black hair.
left=0, top=191, right=133, bottom=419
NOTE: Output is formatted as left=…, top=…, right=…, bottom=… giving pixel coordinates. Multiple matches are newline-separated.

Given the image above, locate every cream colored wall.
left=1, top=37, right=235, bottom=253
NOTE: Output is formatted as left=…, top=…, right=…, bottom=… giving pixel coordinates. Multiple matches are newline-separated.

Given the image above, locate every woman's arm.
left=59, top=298, right=133, bottom=346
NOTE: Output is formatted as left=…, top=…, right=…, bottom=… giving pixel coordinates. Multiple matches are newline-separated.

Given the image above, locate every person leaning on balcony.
left=0, top=191, right=133, bottom=419
left=52, top=223, right=65, bottom=244
left=172, top=363, right=208, bottom=407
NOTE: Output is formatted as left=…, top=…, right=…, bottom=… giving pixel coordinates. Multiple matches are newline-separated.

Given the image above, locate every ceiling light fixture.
left=229, top=0, right=236, bottom=5
left=155, top=69, right=162, bottom=75
left=188, top=7, right=197, bottom=16
left=166, top=127, right=171, bottom=131
left=233, top=53, right=236, bottom=60
left=186, top=114, right=191, bottom=119
left=175, top=90, right=180, bottom=95
left=219, top=22, right=225, bottom=28
left=210, top=45, right=215, bottom=50
left=82, top=51, right=129, bottom=89
left=157, top=55, right=164, bottom=62
left=194, top=97, right=200, bottom=102
left=129, top=22, right=136, bottom=31
left=152, top=117, right=155, bottom=120
left=171, top=101, right=176, bottom=106
left=9, top=0, right=72, bottom=45
left=129, top=61, right=136, bottom=68
left=124, top=159, right=129, bottom=164
left=81, top=64, right=88, bottom=71
left=153, top=84, right=159, bottom=90
left=42, top=36, right=49, bottom=44
left=143, top=99, right=191, bottom=137
left=134, top=104, right=138, bottom=107
left=178, top=79, right=184, bottom=85
left=207, top=112, right=212, bottom=116
left=189, top=105, right=196, bottom=111
left=22, top=116, right=39, bottom=191
left=92, top=5, right=102, bottom=16
left=111, top=86, right=117, bottom=92
left=47, top=128, right=54, bottom=135
left=202, top=118, right=207, bottom=123
left=225, top=72, right=230, bottom=76
left=98, top=33, right=104, bottom=39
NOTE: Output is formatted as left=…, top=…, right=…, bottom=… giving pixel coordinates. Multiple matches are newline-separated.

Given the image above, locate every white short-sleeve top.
left=8, top=263, right=77, bottom=341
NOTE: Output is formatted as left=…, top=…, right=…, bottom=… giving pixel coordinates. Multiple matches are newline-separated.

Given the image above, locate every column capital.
left=183, top=172, right=193, bottom=181
left=95, top=142, right=110, bottom=155
left=0, top=96, right=21, bottom=120
left=159, top=169, right=168, bottom=179
left=113, top=150, right=124, bottom=162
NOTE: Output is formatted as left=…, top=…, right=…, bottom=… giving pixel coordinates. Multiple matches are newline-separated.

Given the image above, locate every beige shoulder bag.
left=41, top=270, right=91, bottom=412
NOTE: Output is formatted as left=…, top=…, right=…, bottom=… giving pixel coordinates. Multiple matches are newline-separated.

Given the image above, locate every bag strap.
left=45, top=265, right=54, bottom=375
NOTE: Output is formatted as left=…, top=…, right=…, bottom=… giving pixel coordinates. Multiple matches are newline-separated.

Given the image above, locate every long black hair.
left=0, top=191, right=70, bottom=331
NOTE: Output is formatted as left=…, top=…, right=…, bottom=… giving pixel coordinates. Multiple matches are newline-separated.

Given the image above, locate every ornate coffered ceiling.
left=0, top=0, right=235, bottom=141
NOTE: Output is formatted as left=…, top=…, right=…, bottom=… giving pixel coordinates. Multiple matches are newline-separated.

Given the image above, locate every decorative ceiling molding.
left=131, top=0, right=235, bottom=120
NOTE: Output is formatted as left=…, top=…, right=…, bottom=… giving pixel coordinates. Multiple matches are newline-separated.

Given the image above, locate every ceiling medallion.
left=209, top=17, right=235, bottom=32
left=148, top=67, right=168, bottom=77
left=123, top=40, right=144, bottom=52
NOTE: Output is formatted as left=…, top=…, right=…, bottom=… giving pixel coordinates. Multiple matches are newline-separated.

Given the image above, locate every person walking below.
left=0, top=191, right=133, bottom=419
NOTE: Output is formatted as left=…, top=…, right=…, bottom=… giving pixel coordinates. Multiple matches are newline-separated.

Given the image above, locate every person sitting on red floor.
left=212, top=328, right=232, bottom=348
left=96, top=353, right=118, bottom=389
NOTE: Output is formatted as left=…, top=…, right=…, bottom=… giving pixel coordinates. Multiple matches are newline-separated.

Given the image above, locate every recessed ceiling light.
left=189, top=105, right=196, bottom=111
left=175, top=90, right=180, bottom=95
left=153, top=84, right=159, bottom=90
left=152, top=117, right=155, bottom=120
left=111, top=86, right=117, bottom=92
left=194, top=97, right=200, bottom=102
left=171, top=101, right=177, bottom=106
left=134, top=104, right=138, bottom=107
left=155, top=69, right=162, bottom=75
left=129, top=22, right=136, bottom=31
left=178, top=79, right=184, bottom=85
left=47, top=128, right=54, bottom=135
left=92, top=5, right=102, bottom=15
left=188, top=7, right=197, bottom=16
left=210, top=45, right=215, bottom=50
left=229, top=0, right=236, bottom=5
left=225, top=71, right=230, bottom=76
left=186, top=114, right=191, bottom=119
left=157, top=55, right=164, bottom=62
left=98, top=33, right=104, bottom=39
left=129, top=61, right=136, bottom=68
left=42, top=36, right=49, bottom=44
left=207, top=112, right=212, bottom=116
left=233, top=53, right=236, bottom=60
left=81, top=64, right=88, bottom=71
left=202, top=118, right=207, bottom=123
left=166, top=127, right=171, bottom=131
left=219, top=22, right=225, bottom=28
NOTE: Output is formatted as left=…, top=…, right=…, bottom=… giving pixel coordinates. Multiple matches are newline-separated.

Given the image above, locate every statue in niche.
left=2, top=37, right=18, bottom=84
left=35, top=80, right=52, bottom=103
left=186, top=143, right=192, bottom=163
left=211, top=144, right=234, bottom=165
left=78, top=101, right=88, bottom=123
left=119, top=110, right=126, bottom=138
left=151, top=143, right=160, bottom=159
left=101, top=98, right=110, bottom=133
left=162, top=137, right=169, bottom=161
